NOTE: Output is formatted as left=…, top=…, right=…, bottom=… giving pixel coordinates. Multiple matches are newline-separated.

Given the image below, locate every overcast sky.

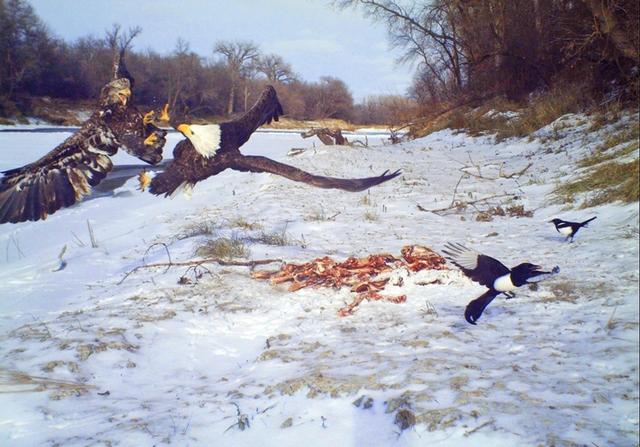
left=28, top=0, right=415, bottom=101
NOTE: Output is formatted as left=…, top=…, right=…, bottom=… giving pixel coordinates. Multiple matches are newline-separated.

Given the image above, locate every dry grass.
left=195, top=236, right=249, bottom=259
left=178, top=221, right=215, bottom=239
left=496, top=87, right=586, bottom=140
left=305, top=208, right=328, bottom=221
left=0, top=368, right=94, bottom=395
left=413, top=86, right=588, bottom=140
left=226, top=217, right=262, bottom=231
left=250, top=229, right=292, bottom=246
left=556, top=121, right=639, bottom=207
left=580, top=123, right=640, bottom=168
left=363, top=210, right=379, bottom=221
left=360, top=192, right=373, bottom=206
left=555, top=160, right=639, bottom=207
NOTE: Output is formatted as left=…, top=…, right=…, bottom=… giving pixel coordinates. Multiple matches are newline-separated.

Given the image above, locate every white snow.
left=0, top=118, right=638, bottom=446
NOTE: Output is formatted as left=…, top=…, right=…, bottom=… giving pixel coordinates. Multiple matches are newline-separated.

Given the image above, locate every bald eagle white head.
left=177, top=124, right=221, bottom=158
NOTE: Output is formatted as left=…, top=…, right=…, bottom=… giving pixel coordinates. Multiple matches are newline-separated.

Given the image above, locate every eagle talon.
left=143, top=133, right=159, bottom=146
left=138, top=170, right=151, bottom=191
left=143, top=110, right=155, bottom=126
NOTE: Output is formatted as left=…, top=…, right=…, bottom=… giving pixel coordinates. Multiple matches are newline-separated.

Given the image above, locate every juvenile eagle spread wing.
left=0, top=49, right=167, bottom=224
left=149, top=85, right=401, bottom=197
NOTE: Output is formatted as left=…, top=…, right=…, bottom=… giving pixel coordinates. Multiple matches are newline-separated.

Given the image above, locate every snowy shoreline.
left=0, top=114, right=638, bottom=446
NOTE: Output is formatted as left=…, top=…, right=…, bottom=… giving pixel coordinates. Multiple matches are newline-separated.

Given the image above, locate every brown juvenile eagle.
left=148, top=85, right=401, bottom=197
left=0, top=49, right=167, bottom=224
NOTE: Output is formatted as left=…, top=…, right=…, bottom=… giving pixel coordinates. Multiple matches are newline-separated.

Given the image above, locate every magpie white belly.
left=494, top=274, right=517, bottom=292
left=558, top=226, right=573, bottom=236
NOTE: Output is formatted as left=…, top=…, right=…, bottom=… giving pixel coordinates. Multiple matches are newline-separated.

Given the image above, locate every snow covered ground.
left=0, top=118, right=638, bottom=446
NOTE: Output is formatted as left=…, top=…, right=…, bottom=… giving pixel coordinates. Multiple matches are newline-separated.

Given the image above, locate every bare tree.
left=214, top=40, right=260, bottom=114
left=312, top=76, right=354, bottom=120
left=166, top=38, right=196, bottom=112
left=0, top=0, right=51, bottom=98
left=337, top=0, right=465, bottom=96
left=256, top=54, right=296, bottom=84
left=105, top=23, right=142, bottom=59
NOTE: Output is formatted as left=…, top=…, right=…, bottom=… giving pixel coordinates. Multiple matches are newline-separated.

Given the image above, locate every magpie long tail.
left=580, top=216, right=597, bottom=227
left=464, top=289, right=500, bottom=325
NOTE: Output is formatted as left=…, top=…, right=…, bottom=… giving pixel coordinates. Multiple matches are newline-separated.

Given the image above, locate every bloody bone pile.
left=252, top=245, right=447, bottom=316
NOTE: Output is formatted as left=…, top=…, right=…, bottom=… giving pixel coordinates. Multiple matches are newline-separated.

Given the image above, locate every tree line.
left=0, top=0, right=414, bottom=125
left=339, top=0, right=638, bottom=114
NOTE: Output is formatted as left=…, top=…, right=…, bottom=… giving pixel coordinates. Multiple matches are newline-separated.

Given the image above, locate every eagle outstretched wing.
left=0, top=120, right=119, bottom=223
left=0, top=53, right=167, bottom=224
left=149, top=85, right=401, bottom=197
left=220, top=85, right=283, bottom=150
left=231, top=156, right=402, bottom=192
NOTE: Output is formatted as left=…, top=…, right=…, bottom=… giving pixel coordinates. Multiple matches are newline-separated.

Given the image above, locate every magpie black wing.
left=556, top=220, right=575, bottom=230
left=442, top=242, right=510, bottom=288
left=465, top=289, right=500, bottom=324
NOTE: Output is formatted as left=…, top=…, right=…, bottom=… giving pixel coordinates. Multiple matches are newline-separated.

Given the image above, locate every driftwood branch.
left=449, top=173, right=466, bottom=208
left=118, top=257, right=282, bottom=285
left=417, top=193, right=514, bottom=215
left=301, top=128, right=348, bottom=145
left=461, top=161, right=533, bottom=180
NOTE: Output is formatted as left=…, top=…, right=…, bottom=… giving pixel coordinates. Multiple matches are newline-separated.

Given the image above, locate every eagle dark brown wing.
left=149, top=84, right=401, bottom=197
left=0, top=118, right=119, bottom=223
left=0, top=81, right=168, bottom=224
left=231, top=155, right=401, bottom=192
left=149, top=141, right=401, bottom=196
left=219, top=85, right=283, bottom=151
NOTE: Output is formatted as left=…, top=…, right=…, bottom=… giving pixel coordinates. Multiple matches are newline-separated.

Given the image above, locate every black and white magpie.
left=549, top=216, right=596, bottom=242
left=442, top=242, right=559, bottom=324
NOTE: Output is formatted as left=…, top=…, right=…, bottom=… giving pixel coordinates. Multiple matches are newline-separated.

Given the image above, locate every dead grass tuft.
left=250, top=230, right=292, bottom=246
left=178, top=221, right=215, bottom=239
left=555, top=160, right=639, bottom=207
left=363, top=210, right=379, bottom=221
left=0, top=368, right=94, bottom=395
left=195, top=236, right=249, bottom=259
left=227, top=217, right=262, bottom=231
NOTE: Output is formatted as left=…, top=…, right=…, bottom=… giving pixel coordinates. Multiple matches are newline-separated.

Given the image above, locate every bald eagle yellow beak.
left=177, top=124, right=192, bottom=137
left=118, top=87, right=132, bottom=105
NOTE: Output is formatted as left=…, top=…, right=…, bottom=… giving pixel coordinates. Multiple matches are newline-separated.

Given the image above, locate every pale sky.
left=28, top=0, right=415, bottom=101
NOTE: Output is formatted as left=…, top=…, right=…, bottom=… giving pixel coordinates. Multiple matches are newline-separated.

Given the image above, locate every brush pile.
left=252, top=245, right=447, bottom=316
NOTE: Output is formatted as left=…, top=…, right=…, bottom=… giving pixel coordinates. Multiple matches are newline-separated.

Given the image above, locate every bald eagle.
left=148, top=85, right=401, bottom=197
left=0, top=50, right=167, bottom=224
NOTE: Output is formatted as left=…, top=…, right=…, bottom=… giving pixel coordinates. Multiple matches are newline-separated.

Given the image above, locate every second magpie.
left=549, top=216, right=597, bottom=242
